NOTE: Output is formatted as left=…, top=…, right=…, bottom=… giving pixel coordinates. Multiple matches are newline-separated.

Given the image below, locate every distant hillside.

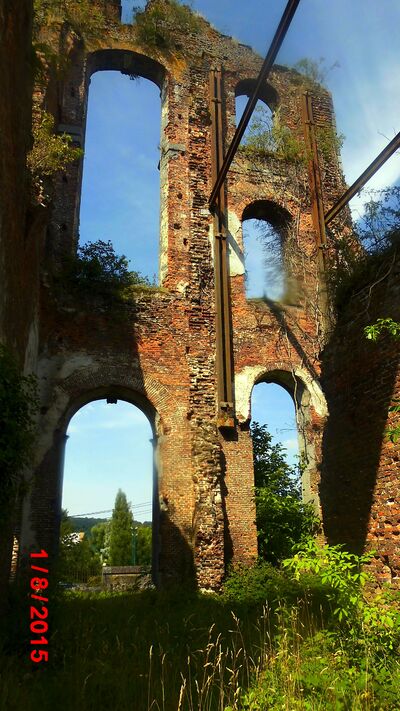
left=70, top=517, right=152, bottom=535
left=70, top=517, right=109, bottom=534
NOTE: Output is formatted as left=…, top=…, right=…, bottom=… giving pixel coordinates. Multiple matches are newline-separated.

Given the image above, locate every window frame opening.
left=59, top=388, right=160, bottom=587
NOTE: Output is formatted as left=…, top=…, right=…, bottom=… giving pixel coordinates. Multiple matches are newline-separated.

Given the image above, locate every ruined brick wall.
left=20, top=0, right=351, bottom=590
left=321, top=253, right=400, bottom=585
left=0, top=0, right=39, bottom=599
left=0, top=0, right=38, bottom=363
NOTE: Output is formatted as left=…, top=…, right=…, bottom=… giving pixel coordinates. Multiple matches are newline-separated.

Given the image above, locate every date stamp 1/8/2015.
left=29, top=550, right=49, bottom=663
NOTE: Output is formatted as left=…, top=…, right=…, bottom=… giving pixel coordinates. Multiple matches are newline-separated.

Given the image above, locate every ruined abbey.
left=0, top=0, right=399, bottom=593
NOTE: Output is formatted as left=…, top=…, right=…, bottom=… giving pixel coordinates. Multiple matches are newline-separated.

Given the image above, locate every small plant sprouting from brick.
left=132, top=0, right=201, bottom=57
left=28, top=110, right=83, bottom=206
left=292, top=56, right=340, bottom=90
left=33, top=0, right=106, bottom=45
left=239, top=105, right=306, bottom=164
left=365, top=317, right=400, bottom=443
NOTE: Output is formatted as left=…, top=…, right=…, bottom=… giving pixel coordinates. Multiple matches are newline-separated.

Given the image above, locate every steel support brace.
left=301, top=92, right=327, bottom=264
left=209, top=0, right=301, bottom=210
left=325, top=129, right=400, bottom=226
left=209, top=68, right=235, bottom=428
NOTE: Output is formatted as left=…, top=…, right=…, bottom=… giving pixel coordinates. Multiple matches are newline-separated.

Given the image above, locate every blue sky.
left=63, top=1, right=400, bottom=520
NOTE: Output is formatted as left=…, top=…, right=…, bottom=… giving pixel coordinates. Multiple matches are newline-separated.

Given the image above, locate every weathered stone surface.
left=2, top=0, right=398, bottom=591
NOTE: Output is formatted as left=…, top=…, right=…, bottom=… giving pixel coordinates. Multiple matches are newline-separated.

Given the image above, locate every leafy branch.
left=27, top=110, right=83, bottom=205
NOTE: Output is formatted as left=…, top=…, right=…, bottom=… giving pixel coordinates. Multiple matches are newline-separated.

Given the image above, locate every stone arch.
left=235, top=363, right=327, bottom=508
left=20, top=356, right=178, bottom=584
left=241, top=200, right=294, bottom=301
left=87, top=49, right=166, bottom=88
left=235, top=78, right=279, bottom=111
left=51, top=46, right=168, bottom=273
left=61, top=387, right=160, bottom=581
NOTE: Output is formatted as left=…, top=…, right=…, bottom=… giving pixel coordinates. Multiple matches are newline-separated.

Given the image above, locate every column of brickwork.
left=185, top=65, right=226, bottom=589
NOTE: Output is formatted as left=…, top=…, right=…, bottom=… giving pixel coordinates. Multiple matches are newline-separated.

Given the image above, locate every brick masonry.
left=5, top=0, right=398, bottom=590
left=321, top=254, right=400, bottom=585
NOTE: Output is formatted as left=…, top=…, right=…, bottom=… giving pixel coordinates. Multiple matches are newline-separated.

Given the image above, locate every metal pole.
left=301, top=93, right=327, bottom=258
left=210, top=67, right=235, bottom=427
left=325, top=130, right=400, bottom=226
left=209, top=0, right=301, bottom=209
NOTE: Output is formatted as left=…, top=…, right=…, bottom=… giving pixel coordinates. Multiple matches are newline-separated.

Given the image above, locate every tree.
left=136, top=526, right=152, bottom=566
left=89, top=521, right=110, bottom=564
left=251, top=422, right=318, bottom=565
left=58, top=509, right=101, bottom=581
left=109, top=490, right=134, bottom=566
left=64, top=239, right=151, bottom=296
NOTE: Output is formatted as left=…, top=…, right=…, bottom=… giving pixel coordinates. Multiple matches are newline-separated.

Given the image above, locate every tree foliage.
left=63, top=239, right=151, bottom=296
left=58, top=509, right=101, bottom=580
left=0, top=347, right=37, bottom=508
left=28, top=111, right=83, bottom=205
left=133, top=1, right=200, bottom=56
left=136, top=526, right=152, bottom=566
left=358, top=186, right=400, bottom=253
left=109, top=490, right=134, bottom=566
left=240, top=106, right=305, bottom=164
left=89, top=521, right=110, bottom=564
left=251, top=422, right=318, bottom=565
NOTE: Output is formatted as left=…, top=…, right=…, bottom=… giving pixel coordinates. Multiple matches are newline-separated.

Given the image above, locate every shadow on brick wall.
left=320, top=292, right=400, bottom=557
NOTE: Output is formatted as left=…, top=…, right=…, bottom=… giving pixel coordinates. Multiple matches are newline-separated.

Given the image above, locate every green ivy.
left=0, top=347, right=38, bottom=508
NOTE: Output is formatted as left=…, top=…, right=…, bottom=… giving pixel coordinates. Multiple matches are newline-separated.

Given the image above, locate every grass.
left=1, top=564, right=399, bottom=710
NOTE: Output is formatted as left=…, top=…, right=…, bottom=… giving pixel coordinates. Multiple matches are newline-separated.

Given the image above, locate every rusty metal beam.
left=301, top=93, right=327, bottom=263
left=209, top=0, right=301, bottom=210
left=209, top=67, right=234, bottom=428
left=325, top=130, right=400, bottom=226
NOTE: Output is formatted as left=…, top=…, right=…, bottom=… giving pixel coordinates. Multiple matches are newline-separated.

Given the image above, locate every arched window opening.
left=251, top=378, right=316, bottom=565
left=61, top=399, right=155, bottom=586
left=242, top=200, right=292, bottom=302
left=252, top=381, right=300, bottom=470
left=242, top=218, right=284, bottom=300
left=79, top=69, right=161, bottom=284
left=235, top=79, right=278, bottom=151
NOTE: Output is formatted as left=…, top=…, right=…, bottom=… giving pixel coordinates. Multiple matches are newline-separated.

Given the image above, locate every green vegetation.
left=0, top=347, right=37, bottom=509
left=57, top=503, right=152, bottom=582
left=133, top=0, right=201, bottom=57
left=33, top=0, right=106, bottom=43
left=2, top=543, right=399, bottom=709
left=292, top=56, right=340, bottom=89
left=61, top=239, right=153, bottom=299
left=58, top=510, right=102, bottom=583
left=109, top=489, right=134, bottom=566
left=328, top=186, right=400, bottom=308
left=251, top=422, right=318, bottom=564
left=135, top=525, right=152, bottom=566
left=364, top=317, right=400, bottom=443
left=239, top=105, right=305, bottom=164
left=28, top=110, right=83, bottom=205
